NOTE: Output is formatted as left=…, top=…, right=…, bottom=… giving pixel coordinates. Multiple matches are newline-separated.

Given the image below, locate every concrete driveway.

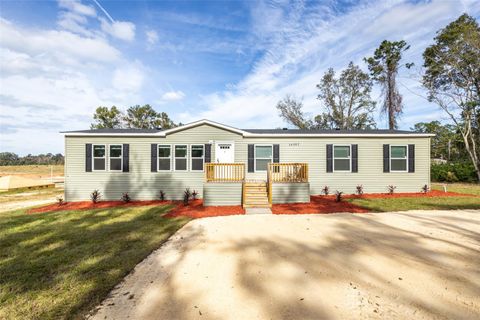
left=90, top=210, right=480, bottom=320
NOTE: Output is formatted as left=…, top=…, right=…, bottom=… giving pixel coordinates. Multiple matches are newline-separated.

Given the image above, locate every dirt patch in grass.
left=29, top=199, right=245, bottom=217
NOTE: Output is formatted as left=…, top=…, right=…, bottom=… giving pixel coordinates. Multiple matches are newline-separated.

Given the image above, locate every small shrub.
left=335, top=190, right=343, bottom=202
left=387, top=185, right=396, bottom=195
left=356, top=184, right=364, bottom=196
left=192, top=190, right=198, bottom=200
left=90, top=189, right=101, bottom=203
left=421, top=184, right=429, bottom=194
left=57, top=196, right=64, bottom=206
left=159, top=190, right=166, bottom=201
left=183, top=188, right=192, bottom=206
left=322, top=186, right=330, bottom=195
left=121, top=192, right=131, bottom=203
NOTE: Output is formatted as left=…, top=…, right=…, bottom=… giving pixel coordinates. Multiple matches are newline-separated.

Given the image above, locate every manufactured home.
left=63, top=119, right=433, bottom=207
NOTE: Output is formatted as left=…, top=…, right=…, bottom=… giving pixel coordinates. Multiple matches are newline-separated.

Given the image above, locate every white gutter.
left=64, top=132, right=435, bottom=138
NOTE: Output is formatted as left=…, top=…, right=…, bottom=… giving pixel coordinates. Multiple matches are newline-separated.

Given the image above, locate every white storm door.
left=215, top=142, right=234, bottom=163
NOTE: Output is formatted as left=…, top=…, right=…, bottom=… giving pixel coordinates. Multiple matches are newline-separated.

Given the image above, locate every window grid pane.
left=175, top=159, right=187, bottom=171
left=334, top=146, right=350, bottom=158
left=110, top=145, right=122, bottom=158
left=334, top=159, right=350, bottom=171
left=110, top=158, right=122, bottom=171
left=94, top=158, right=105, bottom=170
left=93, top=145, right=105, bottom=157
left=391, top=146, right=407, bottom=158
left=158, top=145, right=171, bottom=158
left=158, top=159, right=170, bottom=171
left=256, top=159, right=271, bottom=171
left=255, top=146, right=273, bottom=158
left=191, top=145, right=204, bottom=158
left=175, top=145, right=187, bottom=157
left=391, top=159, right=407, bottom=171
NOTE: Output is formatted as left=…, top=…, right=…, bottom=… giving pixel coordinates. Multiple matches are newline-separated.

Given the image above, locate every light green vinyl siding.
left=272, top=183, right=310, bottom=203
left=203, top=183, right=242, bottom=206
left=64, top=124, right=242, bottom=201
left=65, top=124, right=431, bottom=201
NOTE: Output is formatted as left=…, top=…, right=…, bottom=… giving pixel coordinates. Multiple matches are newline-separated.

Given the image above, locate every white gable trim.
left=159, top=119, right=248, bottom=136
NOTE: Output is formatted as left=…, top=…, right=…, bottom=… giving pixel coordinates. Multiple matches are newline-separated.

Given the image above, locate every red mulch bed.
left=165, top=199, right=245, bottom=218
left=272, top=196, right=369, bottom=214
left=28, top=199, right=245, bottom=218
left=272, top=190, right=473, bottom=215
left=28, top=190, right=472, bottom=216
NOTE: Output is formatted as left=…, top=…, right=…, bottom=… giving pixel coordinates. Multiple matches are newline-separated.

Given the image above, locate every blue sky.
left=0, top=0, right=479, bottom=155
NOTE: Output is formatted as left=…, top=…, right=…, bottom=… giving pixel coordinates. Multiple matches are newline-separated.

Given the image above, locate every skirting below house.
left=203, top=182, right=243, bottom=206
left=272, top=183, right=310, bottom=204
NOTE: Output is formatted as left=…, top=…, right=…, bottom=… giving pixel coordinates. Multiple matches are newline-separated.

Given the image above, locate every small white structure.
left=0, top=176, right=55, bottom=191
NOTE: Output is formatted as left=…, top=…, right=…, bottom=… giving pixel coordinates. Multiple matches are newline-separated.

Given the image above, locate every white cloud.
left=146, top=29, right=159, bottom=45
left=58, top=0, right=96, bottom=17
left=0, top=18, right=121, bottom=64
left=161, top=90, right=185, bottom=101
left=0, top=17, right=144, bottom=155
left=112, top=62, right=145, bottom=93
left=100, top=17, right=136, bottom=42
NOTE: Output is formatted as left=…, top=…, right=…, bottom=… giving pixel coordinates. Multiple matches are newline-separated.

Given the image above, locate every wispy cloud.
left=161, top=90, right=185, bottom=101
left=179, top=0, right=480, bottom=129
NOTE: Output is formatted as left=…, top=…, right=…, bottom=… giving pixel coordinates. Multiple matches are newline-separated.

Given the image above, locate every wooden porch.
left=205, top=162, right=309, bottom=207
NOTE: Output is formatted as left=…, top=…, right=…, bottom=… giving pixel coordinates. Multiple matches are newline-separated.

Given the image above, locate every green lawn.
left=0, top=205, right=190, bottom=320
left=431, top=182, right=480, bottom=196
left=350, top=196, right=480, bottom=212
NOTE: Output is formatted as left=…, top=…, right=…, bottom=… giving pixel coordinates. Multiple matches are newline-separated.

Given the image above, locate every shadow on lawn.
left=0, top=205, right=189, bottom=319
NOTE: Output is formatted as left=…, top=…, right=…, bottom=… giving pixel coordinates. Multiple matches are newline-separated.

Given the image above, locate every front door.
left=215, top=141, right=234, bottom=163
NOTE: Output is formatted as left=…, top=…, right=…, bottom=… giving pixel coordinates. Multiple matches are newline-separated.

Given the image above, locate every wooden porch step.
left=243, top=180, right=270, bottom=208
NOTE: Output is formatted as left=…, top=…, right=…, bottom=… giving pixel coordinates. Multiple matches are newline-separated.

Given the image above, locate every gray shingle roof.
left=242, top=129, right=420, bottom=134
left=61, top=128, right=163, bottom=133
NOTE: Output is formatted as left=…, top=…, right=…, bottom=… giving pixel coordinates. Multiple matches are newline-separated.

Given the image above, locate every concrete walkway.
left=89, top=210, right=480, bottom=320
left=245, top=207, right=272, bottom=215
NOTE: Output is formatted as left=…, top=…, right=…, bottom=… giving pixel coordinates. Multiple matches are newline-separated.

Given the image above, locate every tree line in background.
left=90, top=104, right=179, bottom=130
left=0, top=152, right=64, bottom=166
left=277, top=14, right=479, bottom=182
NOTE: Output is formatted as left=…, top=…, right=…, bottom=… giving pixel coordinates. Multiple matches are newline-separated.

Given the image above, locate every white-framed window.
left=390, top=145, right=408, bottom=172
left=158, top=144, right=171, bottom=171
left=174, top=145, right=188, bottom=171
left=191, top=145, right=204, bottom=171
left=92, top=144, right=106, bottom=171
left=333, top=145, right=351, bottom=172
left=109, top=144, right=123, bottom=171
left=255, top=144, right=273, bottom=172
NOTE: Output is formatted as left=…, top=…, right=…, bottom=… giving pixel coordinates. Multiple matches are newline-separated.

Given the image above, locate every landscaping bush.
left=431, top=162, right=478, bottom=183
left=335, top=190, right=343, bottom=202
left=192, top=190, right=198, bottom=200
left=121, top=192, right=131, bottom=203
left=421, top=184, right=429, bottom=193
left=90, top=190, right=101, bottom=203
left=183, top=188, right=191, bottom=206
left=159, top=190, right=166, bottom=201
left=356, top=185, right=364, bottom=196
left=322, top=186, right=330, bottom=195
left=387, top=185, right=396, bottom=195
left=57, top=196, right=64, bottom=206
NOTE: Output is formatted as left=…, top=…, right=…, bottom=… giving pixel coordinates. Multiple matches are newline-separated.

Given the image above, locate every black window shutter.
left=151, top=144, right=157, bottom=172
left=122, top=144, right=129, bottom=172
left=351, top=144, right=358, bottom=173
left=86, top=144, right=92, bottom=172
left=383, top=144, right=390, bottom=173
left=248, top=144, right=254, bottom=173
left=326, top=144, right=333, bottom=173
left=408, top=144, right=415, bottom=173
left=273, top=144, right=280, bottom=163
left=205, top=144, right=212, bottom=163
